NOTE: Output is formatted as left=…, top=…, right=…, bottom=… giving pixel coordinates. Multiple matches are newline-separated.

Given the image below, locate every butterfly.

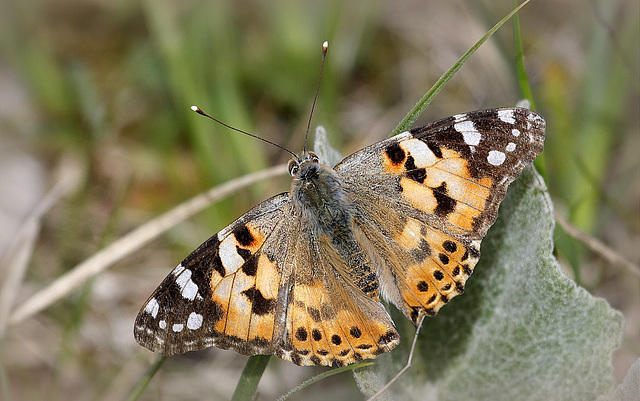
left=134, top=107, right=545, bottom=367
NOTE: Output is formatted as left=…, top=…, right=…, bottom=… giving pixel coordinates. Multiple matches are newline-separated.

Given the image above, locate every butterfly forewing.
left=134, top=193, right=292, bottom=356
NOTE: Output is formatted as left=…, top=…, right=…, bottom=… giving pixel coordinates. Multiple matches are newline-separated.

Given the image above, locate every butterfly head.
left=288, top=152, right=319, bottom=177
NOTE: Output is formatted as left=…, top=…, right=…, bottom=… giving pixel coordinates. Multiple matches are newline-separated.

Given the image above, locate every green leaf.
left=354, top=166, right=624, bottom=401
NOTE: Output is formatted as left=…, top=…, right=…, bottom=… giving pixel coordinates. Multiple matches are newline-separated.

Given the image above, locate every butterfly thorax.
left=290, top=157, right=352, bottom=240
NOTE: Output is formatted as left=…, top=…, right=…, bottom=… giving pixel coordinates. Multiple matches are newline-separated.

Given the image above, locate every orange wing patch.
left=393, top=215, right=480, bottom=324
left=278, top=281, right=399, bottom=366
left=382, top=137, right=496, bottom=233
left=209, top=221, right=280, bottom=352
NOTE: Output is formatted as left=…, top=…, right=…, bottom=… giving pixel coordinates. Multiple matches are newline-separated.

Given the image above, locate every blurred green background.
left=0, top=0, right=637, bottom=400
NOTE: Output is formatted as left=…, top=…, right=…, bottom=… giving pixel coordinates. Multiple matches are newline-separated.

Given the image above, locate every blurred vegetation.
left=0, top=0, right=637, bottom=400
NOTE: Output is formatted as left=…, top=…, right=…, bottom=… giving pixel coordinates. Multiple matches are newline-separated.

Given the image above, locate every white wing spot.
left=171, top=263, right=186, bottom=276
left=182, top=280, right=199, bottom=301
left=453, top=113, right=467, bottom=123
left=401, top=139, right=438, bottom=166
left=175, top=268, right=200, bottom=300
left=512, top=128, right=521, bottom=137
left=498, top=109, right=516, bottom=124
left=159, top=320, right=167, bottom=329
left=528, top=113, right=542, bottom=125
left=219, top=236, right=245, bottom=273
left=455, top=120, right=481, bottom=145
left=172, top=323, right=184, bottom=332
left=187, top=312, right=204, bottom=330
left=506, top=142, right=516, bottom=152
left=144, top=298, right=160, bottom=318
left=488, top=150, right=506, bottom=166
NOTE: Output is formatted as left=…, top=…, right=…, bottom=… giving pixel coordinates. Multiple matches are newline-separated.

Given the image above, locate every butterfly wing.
left=335, top=107, right=545, bottom=323
left=134, top=193, right=293, bottom=357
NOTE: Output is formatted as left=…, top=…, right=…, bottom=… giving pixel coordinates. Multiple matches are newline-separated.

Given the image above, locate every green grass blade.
left=125, top=355, right=167, bottom=401
left=231, top=355, right=271, bottom=401
left=512, top=0, right=535, bottom=109
left=390, top=0, right=531, bottom=137
left=511, top=0, right=546, bottom=178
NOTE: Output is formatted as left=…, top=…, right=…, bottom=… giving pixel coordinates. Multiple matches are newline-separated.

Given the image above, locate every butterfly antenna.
left=302, top=41, right=329, bottom=154
left=190, top=106, right=298, bottom=160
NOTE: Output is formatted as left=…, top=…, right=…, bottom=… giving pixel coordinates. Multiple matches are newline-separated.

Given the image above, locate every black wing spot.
left=233, top=224, right=255, bottom=247
left=212, top=254, right=226, bottom=277
left=312, top=329, right=323, bottom=341
left=405, top=155, right=417, bottom=170
left=236, top=246, right=252, bottom=261
left=241, top=256, right=258, bottom=276
left=443, top=240, right=457, bottom=253
left=296, top=327, right=308, bottom=341
left=331, top=334, right=342, bottom=345
left=350, top=326, right=362, bottom=338
left=417, top=281, right=429, bottom=292
left=433, top=182, right=456, bottom=217
left=427, top=141, right=443, bottom=158
left=469, top=245, right=481, bottom=259
left=406, top=167, right=427, bottom=183
left=433, top=270, right=445, bottom=280
left=241, top=286, right=275, bottom=316
left=439, top=253, right=450, bottom=265
left=385, top=143, right=406, bottom=164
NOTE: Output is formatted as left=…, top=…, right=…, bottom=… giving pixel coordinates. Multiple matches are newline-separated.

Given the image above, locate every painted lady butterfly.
left=134, top=107, right=545, bottom=367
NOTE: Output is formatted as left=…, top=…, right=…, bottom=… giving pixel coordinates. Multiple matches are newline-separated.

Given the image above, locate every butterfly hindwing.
left=276, top=226, right=399, bottom=366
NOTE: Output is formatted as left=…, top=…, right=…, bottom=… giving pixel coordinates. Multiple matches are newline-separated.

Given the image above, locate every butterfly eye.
left=288, top=159, right=299, bottom=176
left=306, top=152, right=319, bottom=162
